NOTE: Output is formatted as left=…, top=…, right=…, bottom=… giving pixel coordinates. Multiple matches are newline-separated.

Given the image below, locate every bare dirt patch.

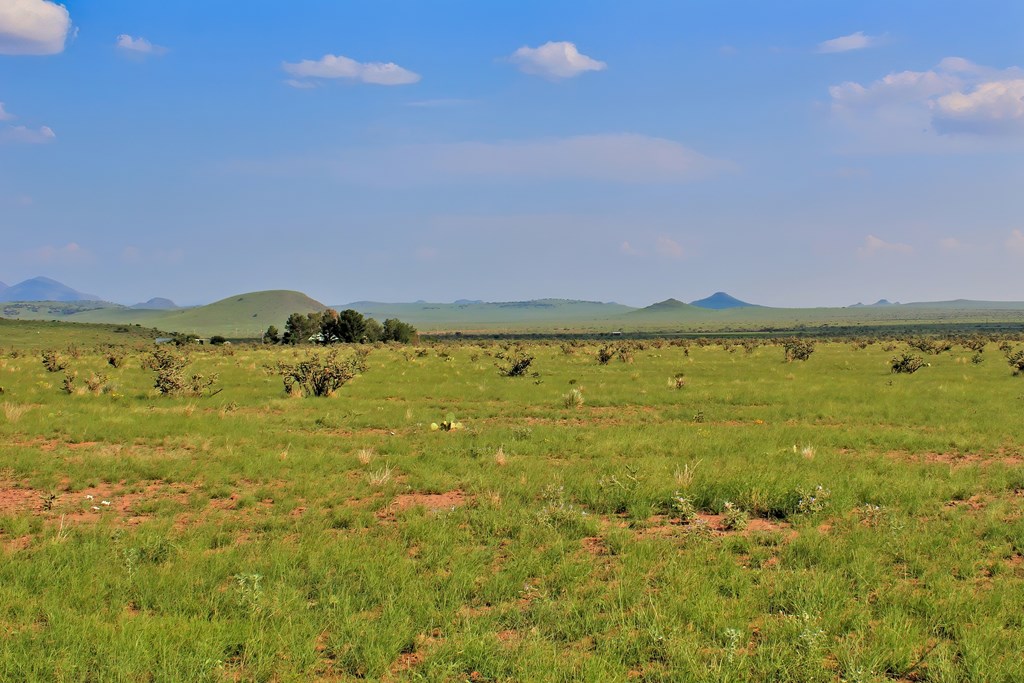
left=381, top=631, right=444, bottom=681
left=944, top=494, right=990, bottom=511
left=638, top=513, right=796, bottom=539
left=8, top=437, right=101, bottom=452
left=0, top=485, right=43, bottom=515
left=885, top=450, right=1024, bottom=468
left=378, top=490, right=470, bottom=522
left=495, top=629, right=521, bottom=645
left=3, top=535, right=32, bottom=552
left=581, top=536, right=610, bottom=556
left=0, top=479, right=197, bottom=527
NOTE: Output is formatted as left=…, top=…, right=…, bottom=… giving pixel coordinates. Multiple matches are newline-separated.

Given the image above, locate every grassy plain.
left=1, top=327, right=1024, bottom=681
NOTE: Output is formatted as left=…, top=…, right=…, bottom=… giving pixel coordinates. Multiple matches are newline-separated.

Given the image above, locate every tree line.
left=263, top=309, right=417, bottom=345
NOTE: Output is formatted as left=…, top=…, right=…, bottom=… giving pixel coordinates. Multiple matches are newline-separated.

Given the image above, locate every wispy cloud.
left=24, top=242, right=93, bottom=265
left=229, top=133, right=731, bottom=186
left=0, top=0, right=71, bottom=55
left=508, top=41, right=606, bottom=80
left=1008, top=229, right=1024, bottom=254
left=858, top=234, right=913, bottom=256
left=938, top=237, right=964, bottom=251
left=405, top=98, right=474, bottom=108
left=116, top=34, right=168, bottom=56
left=655, top=236, right=685, bottom=259
left=0, top=124, right=55, bottom=144
left=282, top=54, right=420, bottom=86
left=620, top=241, right=643, bottom=257
left=0, top=101, right=55, bottom=144
left=333, top=134, right=731, bottom=185
left=817, top=31, right=879, bottom=54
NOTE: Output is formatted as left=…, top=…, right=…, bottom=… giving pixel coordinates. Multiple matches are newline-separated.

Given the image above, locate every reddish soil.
left=885, top=450, right=1024, bottom=468
left=581, top=536, right=610, bottom=556
left=378, top=490, right=469, bottom=522
left=0, top=479, right=197, bottom=530
left=638, top=513, right=796, bottom=539
left=944, top=495, right=989, bottom=511
left=0, top=485, right=42, bottom=515
left=495, top=629, right=520, bottom=644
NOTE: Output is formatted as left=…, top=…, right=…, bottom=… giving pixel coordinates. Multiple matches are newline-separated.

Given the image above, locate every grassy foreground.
left=1, top=334, right=1024, bottom=681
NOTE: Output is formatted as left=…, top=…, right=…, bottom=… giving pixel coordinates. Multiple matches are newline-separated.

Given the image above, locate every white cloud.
left=655, top=236, right=685, bottom=259
left=938, top=237, right=963, bottom=251
left=817, top=31, right=878, bottom=54
left=508, top=41, right=606, bottom=80
left=934, top=79, right=1024, bottom=135
left=0, top=102, right=13, bottom=121
left=0, top=0, right=71, bottom=55
left=282, top=54, right=420, bottom=86
left=829, top=57, right=1024, bottom=144
left=0, top=124, right=55, bottom=144
left=1008, top=229, right=1024, bottom=254
left=116, top=34, right=167, bottom=56
left=829, top=70, right=958, bottom=109
left=858, top=234, right=913, bottom=256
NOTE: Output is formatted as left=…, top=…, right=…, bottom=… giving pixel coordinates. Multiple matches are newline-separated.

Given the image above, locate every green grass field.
left=1, top=330, right=1024, bottom=681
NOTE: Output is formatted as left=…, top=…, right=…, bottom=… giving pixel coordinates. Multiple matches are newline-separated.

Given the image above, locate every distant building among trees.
left=271, top=309, right=417, bottom=345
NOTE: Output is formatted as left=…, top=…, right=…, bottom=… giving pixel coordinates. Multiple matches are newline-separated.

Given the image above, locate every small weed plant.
left=563, top=387, right=584, bottom=409
left=796, top=485, right=832, bottom=514
left=670, top=493, right=698, bottom=523
left=721, top=501, right=749, bottom=531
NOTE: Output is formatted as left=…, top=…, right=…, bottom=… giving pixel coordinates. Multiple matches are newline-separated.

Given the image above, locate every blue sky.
left=2, top=1, right=1023, bottom=307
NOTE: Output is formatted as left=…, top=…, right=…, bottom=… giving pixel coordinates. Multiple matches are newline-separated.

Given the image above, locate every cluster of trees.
left=263, top=309, right=417, bottom=345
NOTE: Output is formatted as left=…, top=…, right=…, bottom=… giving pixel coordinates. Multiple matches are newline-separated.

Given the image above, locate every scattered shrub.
left=1007, top=348, right=1024, bottom=376
left=495, top=345, right=534, bottom=377
left=41, top=350, right=67, bottom=373
left=275, top=349, right=368, bottom=397
left=143, top=347, right=219, bottom=396
left=890, top=352, right=926, bottom=374
left=84, top=372, right=109, bottom=395
left=782, top=338, right=815, bottom=362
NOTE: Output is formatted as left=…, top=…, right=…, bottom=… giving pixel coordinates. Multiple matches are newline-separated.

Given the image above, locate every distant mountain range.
left=690, top=291, right=759, bottom=309
left=4, top=276, right=1024, bottom=336
left=131, top=297, right=180, bottom=310
left=0, top=276, right=101, bottom=303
